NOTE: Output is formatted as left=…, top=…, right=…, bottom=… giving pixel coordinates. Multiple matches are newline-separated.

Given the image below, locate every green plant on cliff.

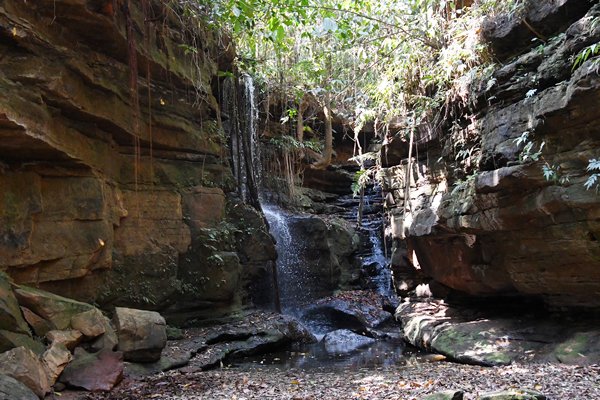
left=585, top=159, right=600, bottom=192
left=572, top=42, right=600, bottom=72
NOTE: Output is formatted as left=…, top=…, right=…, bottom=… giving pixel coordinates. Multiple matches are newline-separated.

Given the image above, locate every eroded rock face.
left=0, top=0, right=275, bottom=318
left=384, top=2, right=600, bottom=309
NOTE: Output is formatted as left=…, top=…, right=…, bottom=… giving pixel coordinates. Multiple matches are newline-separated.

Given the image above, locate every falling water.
left=243, top=74, right=263, bottom=193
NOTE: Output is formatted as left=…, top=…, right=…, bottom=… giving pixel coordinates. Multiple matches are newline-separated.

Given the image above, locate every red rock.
left=59, top=348, right=123, bottom=392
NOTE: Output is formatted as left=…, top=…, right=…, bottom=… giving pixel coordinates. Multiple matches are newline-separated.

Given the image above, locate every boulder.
left=59, top=348, right=123, bottom=392
left=0, top=374, right=38, bottom=400
left=0, top=273, right=30, bottom=335
left=70, top=308, right=107, bottom=339
left=0, top=330, right=44, bottom=355
left=479, top=390, right=546, bottom=400
left=302, top=291, right=393, bottom=335
left=42, top=343, right=72, bottom=386
left=113, top=307, right=167, bottom=362
left=0, top=347, right=50, bottom=398
left=46, top=330, right=83, bottom=351
left=553, top=331, right=600, bottom=365
left=89, top=320, right=119, bottom=352
left=396, top=300, right=548, bottom=366
left=177, top=311, right=315, bottom=370
left=20, top=307, right=52, bottom=337
left=322, top=329, right=376, bottom=354
left=13, top=286, right=94, bottom=330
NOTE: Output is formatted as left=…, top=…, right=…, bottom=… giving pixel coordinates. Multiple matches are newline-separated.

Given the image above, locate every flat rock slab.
left=396, top=299, right=600, bottom=367
left=163, top=311, right=315, bottom=371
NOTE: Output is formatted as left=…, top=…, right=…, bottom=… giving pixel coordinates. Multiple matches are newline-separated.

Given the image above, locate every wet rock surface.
left=302, top=291, right=394, bottom=335
left=322, top=329, right=376, bottom=355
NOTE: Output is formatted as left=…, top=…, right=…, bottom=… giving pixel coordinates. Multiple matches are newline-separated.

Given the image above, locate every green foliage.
left=269, top=135, right=323, bottom=152
left=585, top=159, right=600, bottom=192
left=542, top=163, right=570, bottom=185
left=513, top=131, right=545, bottom=163
left=572, top=42, right=600, bottom=71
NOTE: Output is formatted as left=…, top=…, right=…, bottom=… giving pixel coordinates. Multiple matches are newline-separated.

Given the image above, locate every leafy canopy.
left=177, top=0, right=519, bottom=130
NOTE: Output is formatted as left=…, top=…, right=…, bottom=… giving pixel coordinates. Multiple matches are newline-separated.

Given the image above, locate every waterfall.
left=225, top=73, right=394, bottom=316
left=222, top=74, right=261, bottom=210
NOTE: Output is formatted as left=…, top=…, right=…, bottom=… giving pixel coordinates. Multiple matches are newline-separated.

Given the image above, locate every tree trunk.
left=312, top=95, right=333, bottom=169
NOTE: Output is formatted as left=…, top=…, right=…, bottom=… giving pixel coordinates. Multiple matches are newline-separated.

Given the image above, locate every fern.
left=572, top=42, right=600, bottom=71
left=585, top=159, right=600, bottom=191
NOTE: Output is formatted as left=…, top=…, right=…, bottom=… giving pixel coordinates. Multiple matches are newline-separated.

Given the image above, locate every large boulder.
left=322, top=329, right=375, bottom=355
left=59, top=348, right=123, bottom=392
left=0, top=374, right=38, bottom=400
left=113, top=307, right=167, bottom=362
left=396, top=298, right=600, bottom=367
left=0, top=347, right=50, bottom=398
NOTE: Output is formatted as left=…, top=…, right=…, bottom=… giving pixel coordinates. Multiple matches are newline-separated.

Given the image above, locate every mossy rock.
left=0, top=330, right=44, bottom=355
left=0, top=272, right=30, bottom=335
left=13, top=285, right=94, bottom=330
left=422, top=390, right=464, bottom=400
left=479, top=389, right=546, bottom=400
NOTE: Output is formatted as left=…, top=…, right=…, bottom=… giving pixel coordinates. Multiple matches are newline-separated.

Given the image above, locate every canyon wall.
left=385, top=0, right=600, bottom=308
left=0, top=0, right=275, bottom=321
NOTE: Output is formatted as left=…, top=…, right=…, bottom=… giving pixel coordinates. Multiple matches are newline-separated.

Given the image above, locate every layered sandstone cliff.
left=0, top=0, right=275, bottom=319
left=385, top=0, right=600, bottom=308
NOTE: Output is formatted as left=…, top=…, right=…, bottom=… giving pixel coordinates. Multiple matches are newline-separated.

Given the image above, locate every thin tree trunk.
left=404, top=125, right=415, bottom=212
left=312, top=95, right=333, bottom=169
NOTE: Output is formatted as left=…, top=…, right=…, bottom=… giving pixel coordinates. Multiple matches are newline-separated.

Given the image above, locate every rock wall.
left=0, top=0, right=275, bottom=320
left=385, top=1, right=600, bottom=308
